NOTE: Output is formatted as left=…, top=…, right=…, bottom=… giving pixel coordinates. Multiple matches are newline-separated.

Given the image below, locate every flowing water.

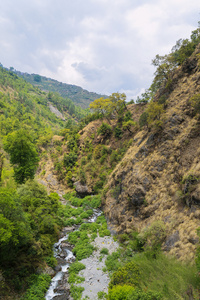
left=45, top=209, right=102, bottom=300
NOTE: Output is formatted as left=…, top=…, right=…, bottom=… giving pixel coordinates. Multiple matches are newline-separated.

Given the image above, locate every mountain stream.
left=45, top=208, right=118, bottom=300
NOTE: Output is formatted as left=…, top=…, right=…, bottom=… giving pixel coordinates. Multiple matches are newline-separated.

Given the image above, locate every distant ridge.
left=14, top=71, right=108, bottom=109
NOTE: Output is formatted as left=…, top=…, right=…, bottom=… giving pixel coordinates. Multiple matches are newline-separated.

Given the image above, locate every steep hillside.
left=103, top=44, right=200, bottom=261
left=0, top=66, right=87, bottom=138
left=14, top=71, right=107, bottom=109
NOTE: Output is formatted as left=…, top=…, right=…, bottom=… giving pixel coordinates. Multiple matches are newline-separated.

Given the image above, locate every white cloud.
left=0, top=0, right=199, bottom=100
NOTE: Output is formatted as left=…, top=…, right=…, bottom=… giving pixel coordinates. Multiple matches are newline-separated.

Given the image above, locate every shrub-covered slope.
left=103, top=44, right=200, bottom=261
left=14, top=70, right=107, bottom=109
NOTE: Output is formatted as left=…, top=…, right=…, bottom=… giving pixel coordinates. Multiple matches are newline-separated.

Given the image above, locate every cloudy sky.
left=0, top=1, right=199, bottom=100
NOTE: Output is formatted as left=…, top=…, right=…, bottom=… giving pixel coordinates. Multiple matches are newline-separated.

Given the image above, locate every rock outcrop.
left=104, top=46, right=200, bottom=261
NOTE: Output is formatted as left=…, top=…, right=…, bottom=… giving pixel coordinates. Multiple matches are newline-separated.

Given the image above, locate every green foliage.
left=0, top=180, right=63, bottom=292
left=114, top=126, right=123, bottom=139
left=67, top=134, right=80, bottom=151
left=138, top=221, right=166, bottom=257
left=98, top=291, right=107, bottom=299
left=171, top=27, right=200, bottom=65
left=63, top=152, right=78, bottom=168
left=0, top=188, right=30, bottom=247
left=136, top=90, right=151, bottom=104
left=109, top=261, right=140, bottom=289
left=146, top=102, right=164, bottom=129
left=127, top=289, right=162, bottom=300
left=100, top=248, right=109, bottom=255
left=108, top=285, right=135, bottom=300
left=44, top=256, right=57, bottom=268
left=68, top=273, right=85, bottom=284
left=70, top=284, right=85, bottom=300
left=90, top=93, right=127, bottom=122
left=22, top=274, right=51, bottom=300
left=98, top=122, right=112, bottom=136
left=189, top=93, right=200, bottom=115
left=68, top=261, right=86, bottom=274
left=64, top=193, right=102, bottom=209
left=105, top=250, right=121, bottom=272
left=17, top=71, right=103, bottom=110
left=122, top=120, right=137, bottom=132
left=124, top=111, right=132, bottom=122
left=139, top=112, right=149, bottom=128
left=4, top=129, right=39, bottom=183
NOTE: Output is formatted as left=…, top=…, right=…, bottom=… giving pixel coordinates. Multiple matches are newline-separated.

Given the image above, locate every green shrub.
left=23, top=274, right=51, bottom=300
left=68, top=274, right=85, bottom=284
left=98, top=291, right=107, bottom=299
left=139, top=111, right=149, bottom=128
left=73, top=243, right=95, bottom=260
left=44, top=256, right=57, bottom=268
left=138, top=221, right=166, bottom=257
left=109, top=261, right=140, bottom=289
left=105, top=250, right=121, bottom=272
left=63, top=152, right=78, bottom=168
left=100, top=247, right=109, bottom=255
left=124, top=111, right=132, bottom=121
left=70, top=284, right=84, bottom=300
left=127, top=289, right=162, bottom=300
left=99, top=229, right=111, bottom=237
left=98, top=122, right=112, bottom=136
left=68, top=262, right=86, bottom=274
left=108, top=285, right=135, bottom=300
left=114, top=126, right=123, bottom=139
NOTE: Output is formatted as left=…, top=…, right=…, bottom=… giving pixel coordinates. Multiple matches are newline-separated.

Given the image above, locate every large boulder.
left=74, top=181, right=91, bottom=197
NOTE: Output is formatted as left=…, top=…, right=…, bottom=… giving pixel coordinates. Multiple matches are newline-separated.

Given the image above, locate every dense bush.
left=109, top=261, right=140, bottom=289
left=98, top=122, right=112, bottom=136
left=22, top=274, right=51, bottom=300
left=63, top=152, right=78, bottom=168
left=108, top=285, right=135, bottom=300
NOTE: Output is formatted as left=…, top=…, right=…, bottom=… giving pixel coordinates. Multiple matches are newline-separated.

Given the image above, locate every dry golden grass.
left=103, top=49, right=200, bottom=261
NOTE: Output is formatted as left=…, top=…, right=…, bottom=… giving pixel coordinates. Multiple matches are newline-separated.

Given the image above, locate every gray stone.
left=164, top=231, right=180, bottom=251
left=74, top=181, right=90, bottom=196
left=44, top=266, right=56, bottom=276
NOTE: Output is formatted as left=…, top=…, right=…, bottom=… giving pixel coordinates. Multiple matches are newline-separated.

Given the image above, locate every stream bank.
left=45, top=206, right=119, bottom=300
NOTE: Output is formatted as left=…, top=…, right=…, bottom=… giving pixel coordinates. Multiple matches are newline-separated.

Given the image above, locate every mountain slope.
left=14, top=71, right=107, bottom=109
left=103, top=44, right=200, bottom=261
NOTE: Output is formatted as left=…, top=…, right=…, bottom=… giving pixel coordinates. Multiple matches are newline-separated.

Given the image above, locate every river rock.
left=60, top=242, right=73, bottom=251
left=53, top=292, right=69, bottom=300
left=54, top=265, right=62, bottom=272
left=60, top=226, right=76, bottom=236
left=44, top=266, right=56, bottom=276
left=56, top=257, right=67, bottom=266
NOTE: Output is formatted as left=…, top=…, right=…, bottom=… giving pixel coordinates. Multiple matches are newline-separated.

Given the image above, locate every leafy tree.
left=89, top=97, right=112, bottom=123
left=90, top=93, right=128, bottom=122
left=109, top=92, right=127, bottom=115
left=4, top=129, right=39, bottom=184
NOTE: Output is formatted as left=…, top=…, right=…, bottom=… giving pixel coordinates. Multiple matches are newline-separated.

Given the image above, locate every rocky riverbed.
left=45, top=213, right=119, bottom=300
left=77, top=235, right=119, bottom=299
